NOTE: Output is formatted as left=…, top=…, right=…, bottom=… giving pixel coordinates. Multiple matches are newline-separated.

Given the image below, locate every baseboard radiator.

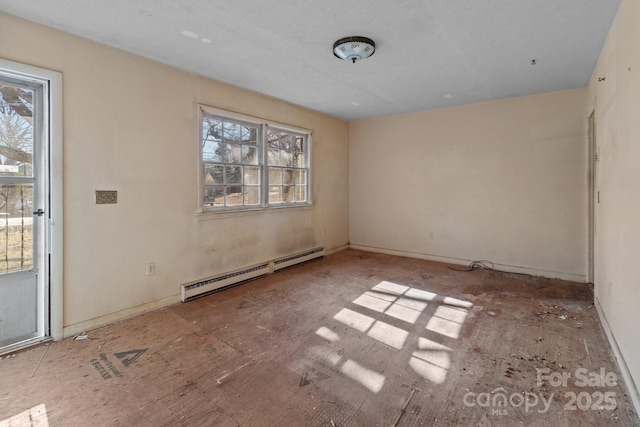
left=180, top=247, right=325, bottom=302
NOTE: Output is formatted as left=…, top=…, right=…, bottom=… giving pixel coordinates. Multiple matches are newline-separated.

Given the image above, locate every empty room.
left=1, top=1, right=639, bottom=426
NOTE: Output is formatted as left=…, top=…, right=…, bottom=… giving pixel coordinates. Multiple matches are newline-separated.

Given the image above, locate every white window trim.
left=198, top=105, right=312, bottom=215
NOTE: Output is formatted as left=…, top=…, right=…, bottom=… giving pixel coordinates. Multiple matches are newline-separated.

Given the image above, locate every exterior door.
left=0, top=71, right=49, bottom=352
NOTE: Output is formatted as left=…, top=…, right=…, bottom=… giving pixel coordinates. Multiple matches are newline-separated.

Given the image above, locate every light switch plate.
left=95, top=190, right=117, bottom=204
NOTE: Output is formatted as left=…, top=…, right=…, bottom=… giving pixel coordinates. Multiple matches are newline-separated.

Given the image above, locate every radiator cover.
left=180, top=247, right=325, bottom=302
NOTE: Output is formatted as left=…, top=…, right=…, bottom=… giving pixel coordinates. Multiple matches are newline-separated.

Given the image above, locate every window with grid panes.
left=267, top=127, right=307, bottom=205
left=202, top=116, right=261, bottom=208
left=200, top=107, right=310, bottom=212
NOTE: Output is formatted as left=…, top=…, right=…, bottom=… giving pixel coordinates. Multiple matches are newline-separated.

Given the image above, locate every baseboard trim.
left=326, top=244, right=350, bottom=255
left=349, top=243, right=586, bottom=282
left=595, top=297, right=640, bottom=418
left=61, top=246, right=348, bottom=338
left=62, top=295, right=180, bottom=339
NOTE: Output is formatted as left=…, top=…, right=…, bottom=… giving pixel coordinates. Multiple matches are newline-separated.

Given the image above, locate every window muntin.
left=200, top=108, right=310, bottom=212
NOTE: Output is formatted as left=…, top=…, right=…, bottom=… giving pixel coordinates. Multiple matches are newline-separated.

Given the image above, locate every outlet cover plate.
left=95, top=190, right=117, bottom=204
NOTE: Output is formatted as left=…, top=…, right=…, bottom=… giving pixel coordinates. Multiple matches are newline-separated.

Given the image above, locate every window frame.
left=198, top=105, right=312, bottom=213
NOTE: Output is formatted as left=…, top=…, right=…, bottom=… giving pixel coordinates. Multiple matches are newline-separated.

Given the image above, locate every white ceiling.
left=0, top=0, right=622, bottom=121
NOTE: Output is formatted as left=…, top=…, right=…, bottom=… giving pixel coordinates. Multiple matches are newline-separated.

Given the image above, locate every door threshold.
left=0, top=336, right=52, bottom=357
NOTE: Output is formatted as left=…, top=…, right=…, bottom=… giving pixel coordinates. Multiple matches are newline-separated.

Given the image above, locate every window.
left=267, top=128, right=307, bottom=204
left=200, top=107, right=310, bottom=211
left=202, top=116, right=261, bottom=208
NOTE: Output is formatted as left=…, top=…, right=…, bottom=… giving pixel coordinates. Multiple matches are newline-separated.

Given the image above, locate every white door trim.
left=587, top=111, right=596, bottom=285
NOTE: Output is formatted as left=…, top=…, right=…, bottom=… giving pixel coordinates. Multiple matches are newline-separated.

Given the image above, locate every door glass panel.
left=1, top=65, right=52, bottom=353
left=0, top=85, right=34, bottom=178
left=0, top=183, right=34, bottom=274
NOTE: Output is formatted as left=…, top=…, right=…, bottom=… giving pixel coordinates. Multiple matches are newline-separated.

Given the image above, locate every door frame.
left=0, top=58, right=63, bottom=345
left=587, top=110, right=596, bottom=285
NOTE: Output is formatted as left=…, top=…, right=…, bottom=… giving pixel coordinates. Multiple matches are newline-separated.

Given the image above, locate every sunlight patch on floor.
left=0, top=403, right=49, bottom=427
left=310, top=280, right=473, bottom=393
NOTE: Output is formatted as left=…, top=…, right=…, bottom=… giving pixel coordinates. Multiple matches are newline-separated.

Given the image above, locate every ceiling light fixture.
left=333, top=36, right=375, bottom=64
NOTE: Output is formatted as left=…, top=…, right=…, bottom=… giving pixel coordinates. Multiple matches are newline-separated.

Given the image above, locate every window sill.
left=196, top=203, right=313, bottom=221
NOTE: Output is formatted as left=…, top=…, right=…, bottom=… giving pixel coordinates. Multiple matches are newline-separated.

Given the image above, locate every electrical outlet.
left=429, top=232, right=435, bottom=240
left=145, top=263, right=155, bottom=276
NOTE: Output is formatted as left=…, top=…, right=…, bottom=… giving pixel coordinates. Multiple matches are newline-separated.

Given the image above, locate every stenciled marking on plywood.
left=90, top=353, right=123, bottom=380
left=299, top=365, right=330, bottom=387
left=91, top=348, right=148, bottom=380
left=114, top=348, right=148, bottom=367
left=100, top=352, right=123, bottom=377
left=236, top=300, right=256, bottom=310
left=90, top=358, right=112, bottom=380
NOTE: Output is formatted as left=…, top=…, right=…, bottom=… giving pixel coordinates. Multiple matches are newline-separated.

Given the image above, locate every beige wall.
left=350, top=88, right=588, bottom=280
left=587, top=0, right=640, bottom=409
left=0, top=13, right=349, bottom=334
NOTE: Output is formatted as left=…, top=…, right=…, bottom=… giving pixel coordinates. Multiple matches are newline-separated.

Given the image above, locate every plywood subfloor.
left=1, top=250, right=638, bottom=426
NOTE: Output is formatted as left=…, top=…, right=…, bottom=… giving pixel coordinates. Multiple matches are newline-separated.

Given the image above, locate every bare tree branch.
left=0, top=145, right=32, bottom=163
left=0, top=86, right=32, bottom=119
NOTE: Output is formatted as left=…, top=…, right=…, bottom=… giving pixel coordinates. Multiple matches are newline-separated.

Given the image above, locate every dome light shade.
left=333, top=36, right=375, bottom=64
